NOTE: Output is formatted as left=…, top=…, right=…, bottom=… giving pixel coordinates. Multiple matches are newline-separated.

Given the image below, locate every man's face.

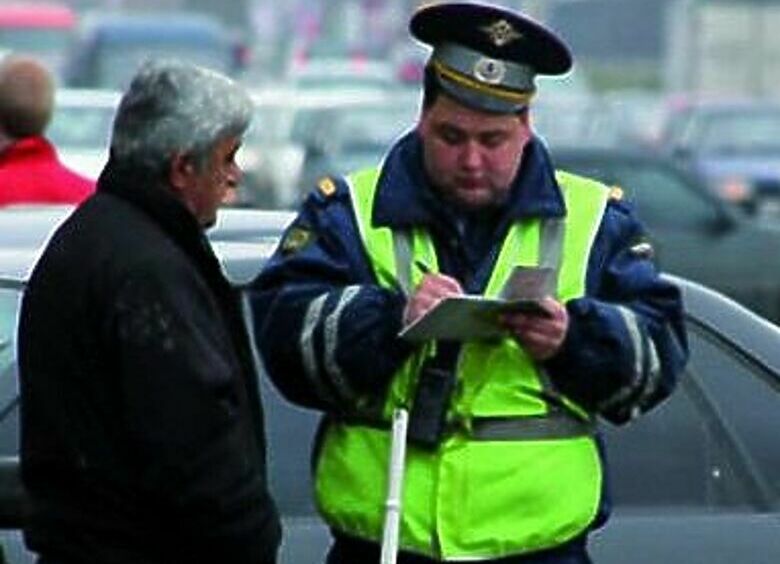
left=418, top=95, right=532, bottom=210
left=177, top=136, right=242, bottom=228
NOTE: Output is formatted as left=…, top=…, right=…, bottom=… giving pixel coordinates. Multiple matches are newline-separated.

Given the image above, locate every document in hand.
left=398, top=266, right=555, bottom=342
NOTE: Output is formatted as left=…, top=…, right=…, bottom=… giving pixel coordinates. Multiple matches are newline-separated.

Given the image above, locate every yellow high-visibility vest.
left=315, top=166, right=609, bottom=560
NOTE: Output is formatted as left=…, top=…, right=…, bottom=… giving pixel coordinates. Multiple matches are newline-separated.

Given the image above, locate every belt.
left=341, top=409, right=595, bottom=442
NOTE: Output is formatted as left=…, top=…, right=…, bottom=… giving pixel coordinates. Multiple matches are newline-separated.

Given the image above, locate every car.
left=551, top=147, right=780, bottom=324
left=658, top=98, right=780, bottom=217
left=63, top=12, right=245, bottom=91
left=242, top=86, right=417, bottom=208
left=283, top=35, right=400, bottom=92
left=1, top=206, right=780, bottom=563
left=47, top=88, right=120, bottom=181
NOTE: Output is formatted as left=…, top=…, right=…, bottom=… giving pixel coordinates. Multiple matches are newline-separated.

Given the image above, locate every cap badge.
left=481, top=19, right=523, bottom=47
left=473, top=57, right=506, bottom=85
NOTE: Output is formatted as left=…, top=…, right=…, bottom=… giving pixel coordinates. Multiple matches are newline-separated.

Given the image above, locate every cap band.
left=433, top=42, right=537, bottom=92
left=431, top=60, right=535, bottom=106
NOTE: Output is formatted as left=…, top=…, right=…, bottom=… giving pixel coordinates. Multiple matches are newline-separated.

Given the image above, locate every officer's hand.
left=403, top=273, right=463, bottom=325
left=499, top=297, right=568, bottom=361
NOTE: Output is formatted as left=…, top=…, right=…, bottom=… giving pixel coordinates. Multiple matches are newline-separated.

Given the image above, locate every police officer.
left=253, top=2, right=688, bottom=563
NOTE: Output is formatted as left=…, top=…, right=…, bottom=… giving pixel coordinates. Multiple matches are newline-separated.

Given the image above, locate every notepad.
left=398, top=266, right=555, bottom=342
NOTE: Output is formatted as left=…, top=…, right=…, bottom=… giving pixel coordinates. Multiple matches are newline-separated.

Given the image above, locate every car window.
left=610, top=164, right=717, bottom=228
left=687, top=324, right=780, bottom=508
left=604, top=318, right=780, bottom=511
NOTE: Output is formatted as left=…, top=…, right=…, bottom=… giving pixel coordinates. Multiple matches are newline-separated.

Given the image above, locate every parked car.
left=658, top=99, right=780, bottom=217
left=63, top=12, right=245, bottom=90
left=552, top=147, right=780, bottom=323
left=1, top=207, right=780, bottom=563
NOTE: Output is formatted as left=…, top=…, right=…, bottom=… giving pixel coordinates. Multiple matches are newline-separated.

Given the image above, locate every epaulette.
left=310, top=175, right=347, bottom=206
left=316, top=176, right=337, bottom=198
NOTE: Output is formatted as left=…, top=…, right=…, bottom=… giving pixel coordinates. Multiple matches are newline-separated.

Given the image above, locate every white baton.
left=380, top=408, right=409, bottom=564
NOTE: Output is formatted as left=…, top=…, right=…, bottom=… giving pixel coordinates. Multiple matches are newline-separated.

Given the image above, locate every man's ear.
left=168, top=152, right=195, bottom=195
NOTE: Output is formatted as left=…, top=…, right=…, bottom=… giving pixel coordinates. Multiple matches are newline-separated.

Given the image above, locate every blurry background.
left=4, top=0, right=780, bottom=218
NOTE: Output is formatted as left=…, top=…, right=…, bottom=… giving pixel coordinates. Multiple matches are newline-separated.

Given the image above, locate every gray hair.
left=109, top=59, right=253, bottom=175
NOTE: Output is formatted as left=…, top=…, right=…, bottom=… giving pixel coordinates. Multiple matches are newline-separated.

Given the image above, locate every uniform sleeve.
left=110, top=260, right=278, bottom=563
left=544, top=199, right=689, bottom=425
left=250, top=185, right=414, bottom=413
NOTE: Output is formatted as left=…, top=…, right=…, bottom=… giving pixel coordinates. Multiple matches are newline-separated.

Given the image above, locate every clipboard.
left=398, top=266, right=555, bottom=342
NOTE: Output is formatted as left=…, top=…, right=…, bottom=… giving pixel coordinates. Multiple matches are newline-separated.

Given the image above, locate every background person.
left=18, top=60, right=281, bottom=564
left=253, top=2, right=688, bottom=563
left=0, top=54, right=93, bottom=206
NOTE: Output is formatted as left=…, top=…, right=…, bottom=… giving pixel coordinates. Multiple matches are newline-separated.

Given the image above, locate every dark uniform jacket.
left=18, top=158, right=281, bottom=564
left=252, top=132, right=688, bottom=532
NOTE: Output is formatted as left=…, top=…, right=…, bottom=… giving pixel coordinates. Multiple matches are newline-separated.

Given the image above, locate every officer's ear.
left=517, top=107, right=530, bottom=126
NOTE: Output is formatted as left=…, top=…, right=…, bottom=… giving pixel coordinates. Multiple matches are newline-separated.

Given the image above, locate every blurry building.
left=666, top=0, right=780, bottom=99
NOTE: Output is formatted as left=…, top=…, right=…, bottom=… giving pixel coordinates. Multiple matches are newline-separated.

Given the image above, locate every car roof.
left=54, top=88, right=122, bottom=108
left=0, top=206, right=293, bottom=287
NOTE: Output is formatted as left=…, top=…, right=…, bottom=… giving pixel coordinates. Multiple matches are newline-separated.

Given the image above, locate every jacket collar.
left=96, top=156, right=219, bottom=274
left=372, top=131, right=565, bottom=229
left=0, top=136, right=56, bottom=163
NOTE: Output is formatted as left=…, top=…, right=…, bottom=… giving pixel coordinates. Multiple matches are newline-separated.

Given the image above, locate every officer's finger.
left=418, top=272, right=463, bottom=296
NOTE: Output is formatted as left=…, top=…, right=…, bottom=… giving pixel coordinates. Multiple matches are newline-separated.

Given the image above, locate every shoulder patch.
left=608, top=185, right=624, bottom=201
left=281, top=225, right=316, bottom=255
left=317, top=177, right=337, bottom=198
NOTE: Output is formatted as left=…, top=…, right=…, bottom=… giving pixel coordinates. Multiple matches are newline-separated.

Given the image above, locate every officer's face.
left=418, top=94, right=531, bottom=210
left=171, top=136, right=243, bottom=228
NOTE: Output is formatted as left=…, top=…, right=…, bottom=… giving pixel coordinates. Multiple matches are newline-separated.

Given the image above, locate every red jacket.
left=0, top=136, right=94, bottom=206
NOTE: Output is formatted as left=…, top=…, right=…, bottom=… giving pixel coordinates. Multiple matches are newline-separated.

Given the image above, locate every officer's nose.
left=460, top=141, right=483, bottom=170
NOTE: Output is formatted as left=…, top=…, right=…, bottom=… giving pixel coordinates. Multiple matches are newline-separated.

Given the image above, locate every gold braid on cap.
left=432, top=60, right=535, bottom=105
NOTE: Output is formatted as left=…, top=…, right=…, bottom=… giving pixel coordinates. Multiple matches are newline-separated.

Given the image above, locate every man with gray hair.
left=18, top=60, right=282, bottom=564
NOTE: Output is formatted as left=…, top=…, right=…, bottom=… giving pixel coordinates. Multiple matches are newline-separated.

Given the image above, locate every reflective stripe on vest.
left=315, top=167, right=609, bottom=560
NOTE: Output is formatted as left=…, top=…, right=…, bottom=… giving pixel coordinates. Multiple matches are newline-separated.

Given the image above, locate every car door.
left=591, top=283, right=780, bottom=564
left=0, top=280, right=32, bottom=563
